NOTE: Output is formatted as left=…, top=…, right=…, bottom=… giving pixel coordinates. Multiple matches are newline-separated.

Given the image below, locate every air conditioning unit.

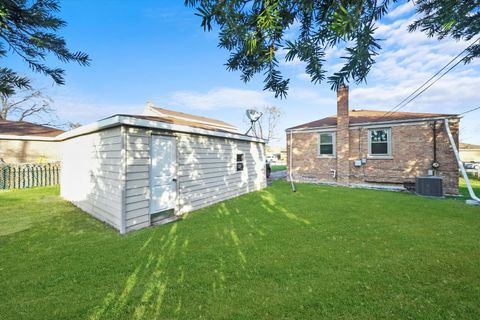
left=416, top=176, right=443, bottom=198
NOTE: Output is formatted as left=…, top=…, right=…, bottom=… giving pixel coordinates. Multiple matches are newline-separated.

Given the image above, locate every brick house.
left=286, top=85, right=460, bottom=195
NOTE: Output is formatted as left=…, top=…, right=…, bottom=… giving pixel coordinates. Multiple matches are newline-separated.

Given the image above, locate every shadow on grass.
left=2, top=181, right=480, bottom=319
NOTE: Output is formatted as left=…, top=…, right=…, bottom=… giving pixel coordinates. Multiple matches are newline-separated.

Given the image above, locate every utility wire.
left=378, top=57, right=465, bottom=117
left=375, top=37, right=479, bottom=122
left=460, top=105, right=480, bottom=116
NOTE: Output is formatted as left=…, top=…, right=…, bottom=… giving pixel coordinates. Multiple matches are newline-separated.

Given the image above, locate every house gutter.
left=444, top=118, right=480, bottom=205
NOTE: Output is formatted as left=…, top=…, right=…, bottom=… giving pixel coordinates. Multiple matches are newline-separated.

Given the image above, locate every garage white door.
left=150, top=135, right=177, bottom=214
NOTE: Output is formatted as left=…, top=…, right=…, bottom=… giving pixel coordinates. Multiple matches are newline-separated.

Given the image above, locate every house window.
left=236, top=154, right=244, bottom=171
left=369, top=128, right=392, bottom=157
left=318, top=132, right=335, bottom=156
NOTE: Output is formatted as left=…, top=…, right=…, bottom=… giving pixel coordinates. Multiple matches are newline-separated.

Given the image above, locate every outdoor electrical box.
left=354, top=160, right=362, bottom=167
left=416, top=176, right=443, bottom=198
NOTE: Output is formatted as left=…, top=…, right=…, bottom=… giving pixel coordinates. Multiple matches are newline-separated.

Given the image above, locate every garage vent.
left=416, top=176, right=443, bottom=198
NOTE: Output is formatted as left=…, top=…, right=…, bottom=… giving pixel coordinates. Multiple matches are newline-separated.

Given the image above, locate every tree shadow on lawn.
left=85, top=189, right=318, bottom=320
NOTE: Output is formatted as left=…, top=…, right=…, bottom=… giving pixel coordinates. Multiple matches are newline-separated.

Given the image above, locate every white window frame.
left=368, top=128, right=392, bottom=158
left=318, top=132, right=336, bottom=157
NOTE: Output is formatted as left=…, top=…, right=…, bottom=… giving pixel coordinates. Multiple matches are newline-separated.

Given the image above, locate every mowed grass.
left=1, top=182, right=480, bottom=319
left=459, top=176, right=480, bottom=199
left=271, top=164, right=286, bottom=172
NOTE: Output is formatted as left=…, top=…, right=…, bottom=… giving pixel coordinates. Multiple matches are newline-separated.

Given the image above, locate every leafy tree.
left=0, top=0, right=90, bottom=96
left=185, top=0, right=480, bottom=98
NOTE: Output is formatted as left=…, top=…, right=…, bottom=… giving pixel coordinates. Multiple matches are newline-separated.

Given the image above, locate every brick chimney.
left=336, top=85, right=350, bottom=185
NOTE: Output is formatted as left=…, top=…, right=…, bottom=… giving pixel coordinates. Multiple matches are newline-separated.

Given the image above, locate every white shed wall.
left=125, top=127, right=266, bottom=232
left=176, top=133, right=266, bottom=213
left=60, top=126, right=124, bottom=231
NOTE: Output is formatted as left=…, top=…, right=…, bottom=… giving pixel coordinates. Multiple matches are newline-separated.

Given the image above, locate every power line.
left=375, top=37, right=479, bottom=122
left=460, top=105, right=480, bottom=116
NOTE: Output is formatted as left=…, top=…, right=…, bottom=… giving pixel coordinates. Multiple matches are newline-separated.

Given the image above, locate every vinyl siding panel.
left=124, top=127, right=155, bottom=232
left=176, top=133, right=266, bottom=214
left=60, top=126, right=123, bottom=231
left=123, top=127, right=266, bottom=232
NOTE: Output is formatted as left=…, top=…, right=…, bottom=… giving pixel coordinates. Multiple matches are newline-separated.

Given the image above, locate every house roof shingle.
left=0, top=119, right=64, bottom=137
left=287, top=110, right=457, bottom=130
left=120, top=114, right=236, bottom=133
left=148, top=106, right=237, bottom=131
left=117, top=114, right=261, bottom=139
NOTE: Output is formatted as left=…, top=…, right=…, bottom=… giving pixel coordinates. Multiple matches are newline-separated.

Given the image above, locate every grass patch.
left=459, top=176, right=480, bottom=199
left=1, top=182, right=480, bottom=319
left=271, top=164, right=286, bottom=172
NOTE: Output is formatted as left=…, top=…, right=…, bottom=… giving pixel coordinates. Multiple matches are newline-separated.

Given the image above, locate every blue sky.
left=7, top=0, right=480, bottom=147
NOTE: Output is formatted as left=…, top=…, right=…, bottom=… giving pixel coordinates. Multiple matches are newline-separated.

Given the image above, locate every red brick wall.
left=287, top=120, right=459, bottom=195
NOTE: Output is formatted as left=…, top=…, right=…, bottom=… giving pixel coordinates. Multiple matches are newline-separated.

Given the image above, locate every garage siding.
left=176, top=133, right=266, bottom=213
left=124, top=127, right=266, bottom=232
left=60, top=126, right=123, bottom=230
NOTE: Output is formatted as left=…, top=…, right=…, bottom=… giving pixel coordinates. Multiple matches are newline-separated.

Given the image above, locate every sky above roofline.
left=6, top=0, right=480, bottom=147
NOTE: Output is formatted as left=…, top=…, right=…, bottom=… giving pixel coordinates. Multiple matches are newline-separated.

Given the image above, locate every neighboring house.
left=286, top=85, right=460, bottom=195
left=58, top=106, right=266, bottom=234
left=460, top=143, right=480, bottom=162
left=0, top=119, right=64, bottom=163
left=266, top=145, right=287, bottom=163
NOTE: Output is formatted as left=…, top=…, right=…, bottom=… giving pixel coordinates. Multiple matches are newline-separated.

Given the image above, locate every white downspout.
left=444, top=118, right=480, bottom=204
left=289, top=130, right=296, bottom=192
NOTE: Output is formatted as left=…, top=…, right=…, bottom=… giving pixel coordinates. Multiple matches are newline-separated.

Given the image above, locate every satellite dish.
left=246, top=109, right=262, bottom=122
left=245, top=109, right=263, bottom=137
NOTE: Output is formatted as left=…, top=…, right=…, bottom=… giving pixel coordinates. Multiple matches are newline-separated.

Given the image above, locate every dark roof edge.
left=285, top=114, right=460, bottom=131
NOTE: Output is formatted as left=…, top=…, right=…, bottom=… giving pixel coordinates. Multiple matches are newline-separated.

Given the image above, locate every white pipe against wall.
left=289, top=130, right=296, bottom=192
left=444, top=119, right=480, bottom=203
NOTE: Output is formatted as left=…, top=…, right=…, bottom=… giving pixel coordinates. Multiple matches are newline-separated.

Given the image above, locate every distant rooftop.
left=0, top=119, right=64, bottom=137
left=287, top=110, right=457, bottom=130
left=143, top=104, right=237, bottom=132
left=460, top=143, right=480, bottom=150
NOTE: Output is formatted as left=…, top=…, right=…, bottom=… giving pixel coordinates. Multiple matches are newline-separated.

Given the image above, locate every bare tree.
left=0, top=89, right=57, bottom=125
left=260, top=106, right=282, bottom=142
left=66, top=122, right=82, bottom=130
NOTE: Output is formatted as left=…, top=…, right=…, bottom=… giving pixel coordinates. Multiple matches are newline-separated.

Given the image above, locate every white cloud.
left=52, top=96, right=143, bottom=125
left=346, top=13, right=480, bottom=144
left=297, top=72, right=310, bottom=81
left=387, top=2, right=415, bottom=19
left=166, top=87, right=272, bottom=110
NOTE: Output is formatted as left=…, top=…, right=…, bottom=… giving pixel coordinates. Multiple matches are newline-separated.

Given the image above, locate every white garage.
left=57, top=106, right=267, bottom=233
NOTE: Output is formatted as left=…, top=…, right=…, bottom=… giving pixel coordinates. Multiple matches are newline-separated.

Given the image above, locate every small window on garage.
left=369, top=128, right=392, bottom=157
left=318, top=132, right=336, bottom=156
left=236, top=154, right=244, bottom=171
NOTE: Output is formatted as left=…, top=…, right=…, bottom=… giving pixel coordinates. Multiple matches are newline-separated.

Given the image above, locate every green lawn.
left=1, top=182, right=480, bottom=319
left=459, top=176, right=480, bottom=199
left=271, top=164, right=286, bottom=172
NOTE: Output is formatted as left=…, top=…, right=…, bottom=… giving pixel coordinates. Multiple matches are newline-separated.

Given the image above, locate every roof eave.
left=56, top=115, right=267, bottom=143
left=285, top=115, right=460, bottom=132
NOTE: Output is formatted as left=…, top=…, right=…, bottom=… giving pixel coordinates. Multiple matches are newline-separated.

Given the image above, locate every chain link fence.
left=0, top=162, right=61, bottom=190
